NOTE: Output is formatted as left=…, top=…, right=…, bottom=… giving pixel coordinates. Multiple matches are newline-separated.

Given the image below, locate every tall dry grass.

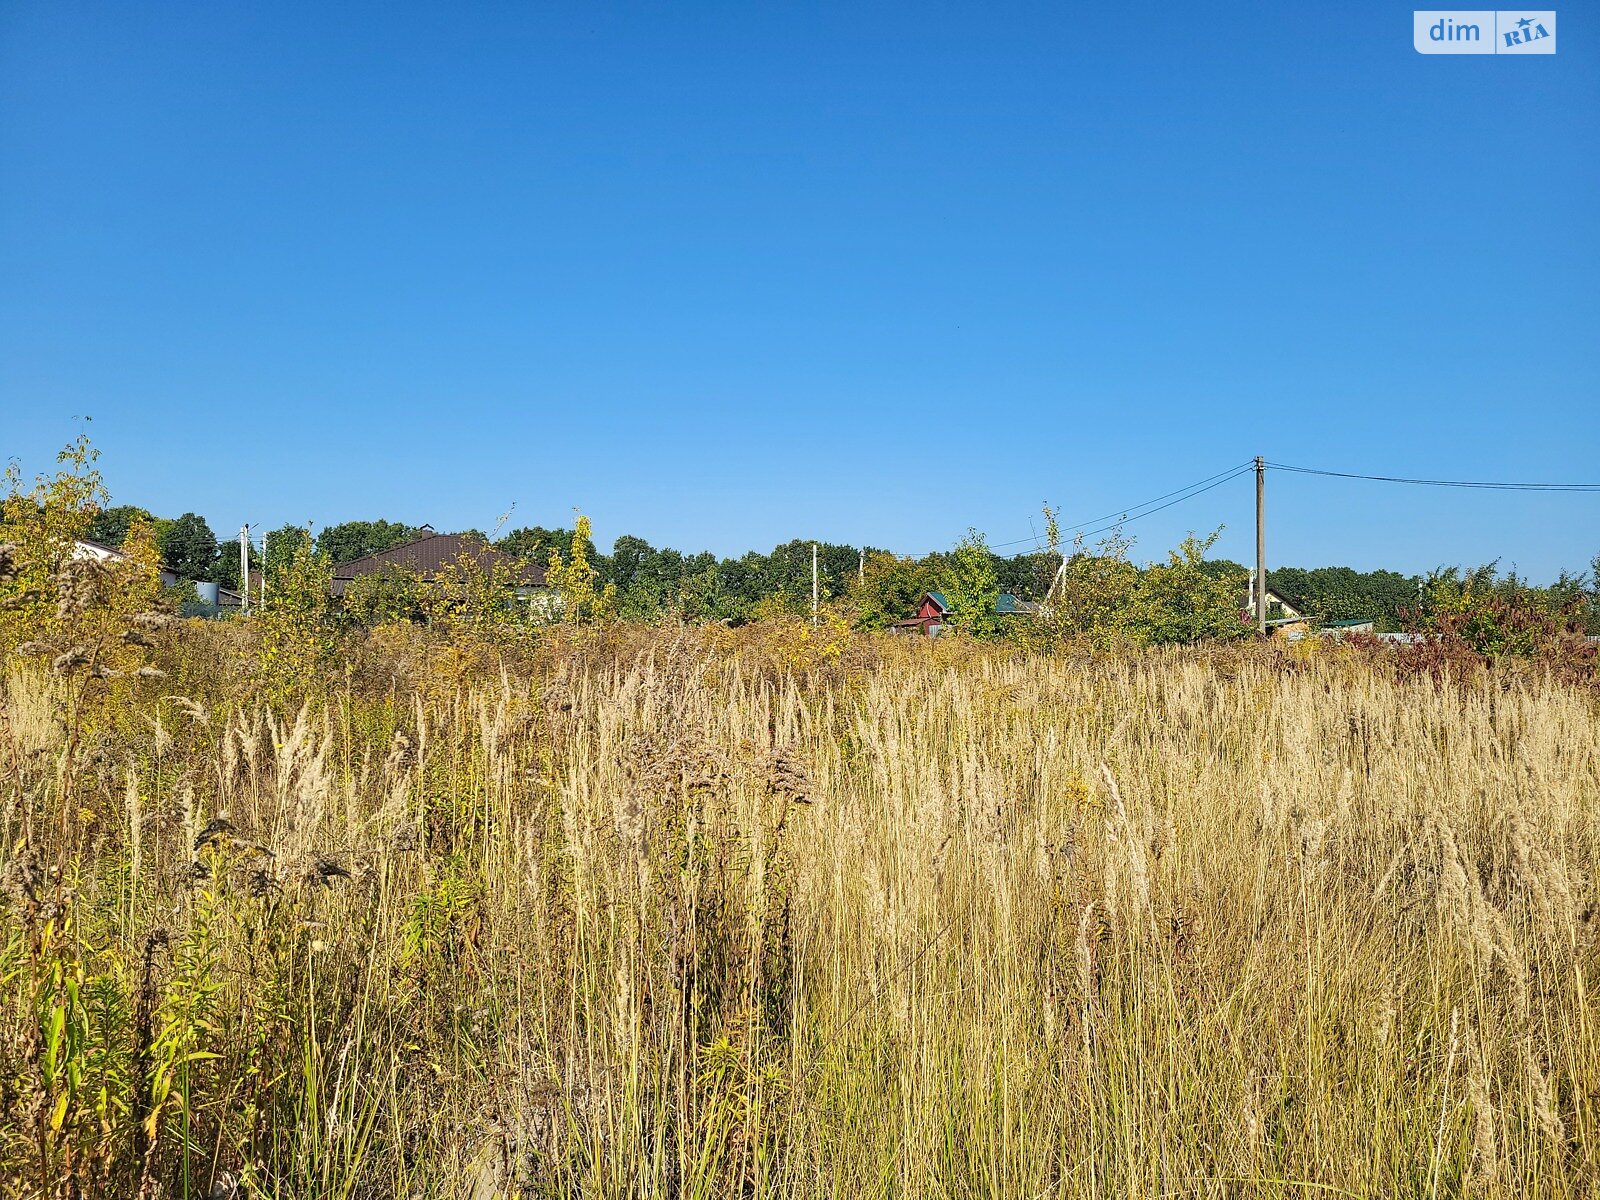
left=2, top=624, right=1598, bottom=1198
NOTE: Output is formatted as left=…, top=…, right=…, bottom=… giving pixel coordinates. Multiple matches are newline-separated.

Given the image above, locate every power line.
left=1069, top=464, right=1255, bottom=545
left=988, top=460, right=1254, bottom=550
left=903, top=460, right=1254, bottom=560
left=1267, top=462, right=1600, bottom=493
left=1060, top=460, right=1257, bottom=537
left=888, top=455, right=1598, bottom=568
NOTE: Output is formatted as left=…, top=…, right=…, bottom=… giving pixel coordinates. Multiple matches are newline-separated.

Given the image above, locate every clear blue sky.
left=3, top=3, right=1596, bottom=578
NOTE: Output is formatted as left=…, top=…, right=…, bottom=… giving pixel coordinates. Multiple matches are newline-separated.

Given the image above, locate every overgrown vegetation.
left=3, top=446, right=1600, bottom=1198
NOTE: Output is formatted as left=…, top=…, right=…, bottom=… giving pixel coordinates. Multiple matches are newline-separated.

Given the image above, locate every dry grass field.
left=3, top=622, right=1598, bottom=1198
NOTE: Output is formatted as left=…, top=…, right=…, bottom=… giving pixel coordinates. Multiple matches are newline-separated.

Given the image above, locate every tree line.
left=84, top=504, right=1600, bottom=637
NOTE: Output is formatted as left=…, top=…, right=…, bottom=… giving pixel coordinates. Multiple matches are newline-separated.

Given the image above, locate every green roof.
left=921, top=591, right=1034, bottom=616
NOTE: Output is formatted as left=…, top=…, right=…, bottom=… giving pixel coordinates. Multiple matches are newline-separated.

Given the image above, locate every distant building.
left=330, top=530, right=547, bottom=600
left=75, top=538, right=244, bottom=618
left=73, top=538, right=179, bottom=589
left=892, top=590, right=1039, bottom=636
left=1243, top=574, right=1302, bottom=622
left=1323, top=618, right=1376, bottom=636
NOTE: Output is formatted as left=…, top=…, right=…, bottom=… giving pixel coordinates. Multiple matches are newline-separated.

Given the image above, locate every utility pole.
left=1255, top=456, right=1267, bottom=636
left=240, top=526, right=250, bottom=615
left=858, top=548, right=865, bottom=585
left=812, top=543, right=819, bottom=626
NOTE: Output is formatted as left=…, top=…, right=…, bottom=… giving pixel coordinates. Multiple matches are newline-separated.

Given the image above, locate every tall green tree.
left=603, top=536, right=689, bottom=619
left=679, top=552, right=742, bottom=622
left=605, top=534, right=654, bottom=593
left=159, top=512, right=219, bottom=581
left=317, top=519, right=419, bottom=564
left=208, top=535, right=255, bottom=591
left=85, top=504, right=154, bottom=548
left=264, top=525, right=316, bottom=579
left=746, top=539, right=860, bottom=615
left=499, top=525, right=589, bottom=564
left=940, top=530, right=1002, bottom=637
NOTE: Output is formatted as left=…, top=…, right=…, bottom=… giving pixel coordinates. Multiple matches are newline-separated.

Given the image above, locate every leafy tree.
left=849, top=551, right=934, bottom=630
left=317, top=519, right=419, bottom=565
left=814, top=542, right=863, bottom=603
left=633, top=546, right=689, bottom=616
left=1197, top=557, right=1249, bottom=583
left=1, top=439, right=169, bottom=803
left=257, top=533, right=336, bottom=703
left=545, top=515, right=616, bottom=623
left=1580, top=556, right=1600, bottom=634
left=679, top=552, right=744, bottom=622
left=499, top=525, right=590, bottom=564
left=208, top=535, right=256, bottom=591
left=85, top=504, right=154, bottom=548
left=605, top=534, right=655, bottom=592
left=997, top=549, right=1058, bottom=600
left=1269, top=565, right=1422, bottom=631
left=1542, top=562, right=1600, bottom=636
left=263, top=525, right=314, bottom=579
left=411, top=534, right=524, bottom=628
left=1124, top=531, right=1249, bottom=645
left=742, top=540, right=860, bottom=617
left=1, top=435, right=110, bottom=654
left=750, top=540, right=817, bottom=614
left=1032, top=529, right=1141, bottom=648
left=159, top=512, right=218, bottom=581
left=602, top=535, right=687, bottom=619
left=1407, top=563, right=1594, bottom=658
left=341, top=565, right=425, bottom=625
left=939, top=530, right=1002, bottom=637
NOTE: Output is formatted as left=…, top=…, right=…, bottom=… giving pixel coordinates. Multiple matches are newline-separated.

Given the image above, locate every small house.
left=892, top=590, right=1039, bottom=636
left=1243, top=575, right=1303, bottom=622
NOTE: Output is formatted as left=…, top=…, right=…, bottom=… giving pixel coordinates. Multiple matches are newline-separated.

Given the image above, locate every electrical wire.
left=1266, top=462, right=1600, bottom=492
left=906, top=460, right=1256, bottom=559
left=892, top=456, right=1598, bottom=567
left=987, top=459, right=1256, bottom=550
left=1067, top=463, right=1254, bottom=544
left=991, top=462, right=1255, bottom=558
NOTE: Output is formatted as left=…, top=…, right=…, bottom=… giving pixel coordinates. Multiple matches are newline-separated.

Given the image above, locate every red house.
left=891, top=590, right=1038, bottom=635
left=892, top=591, right=952, bottom=635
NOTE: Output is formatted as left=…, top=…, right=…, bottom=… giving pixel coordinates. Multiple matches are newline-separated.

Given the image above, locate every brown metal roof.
left=330, top=532, right=547, bottom=593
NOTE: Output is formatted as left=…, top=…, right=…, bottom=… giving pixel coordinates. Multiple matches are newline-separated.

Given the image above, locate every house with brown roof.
left=331, top=530, right=548, bottom=601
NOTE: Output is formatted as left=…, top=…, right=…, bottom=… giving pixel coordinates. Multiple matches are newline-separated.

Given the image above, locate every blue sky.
left=2, top=3, right=1596, bottom=578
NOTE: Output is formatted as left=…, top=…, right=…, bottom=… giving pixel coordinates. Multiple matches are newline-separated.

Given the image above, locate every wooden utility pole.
left=1255, top=456, right=1267, bottom=636
left=812, top=543, right=819, bottom=626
